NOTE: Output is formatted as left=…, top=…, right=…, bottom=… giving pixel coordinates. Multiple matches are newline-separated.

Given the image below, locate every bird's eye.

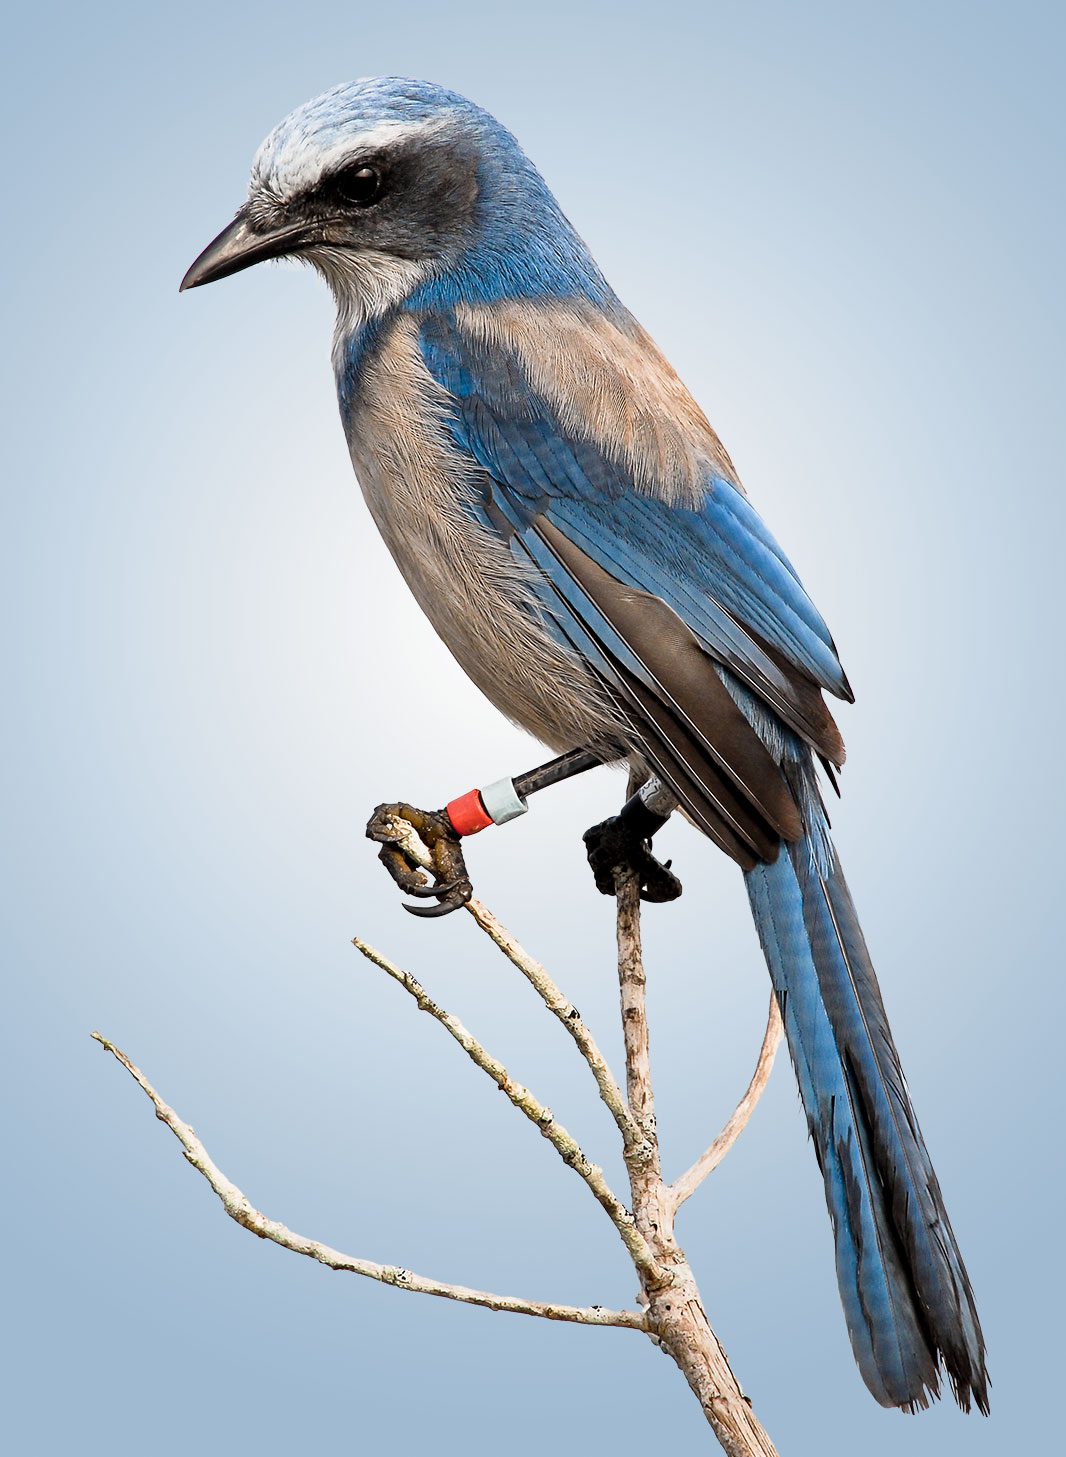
left=332, top=164, right=384, bottom=208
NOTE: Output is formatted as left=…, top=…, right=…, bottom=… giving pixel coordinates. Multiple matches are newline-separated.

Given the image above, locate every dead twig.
left=90, top=1032, right=646, bottom=1332
left=93, top=812, right=783, bottom=1454
left=669, top=994, right=783, bottom=1214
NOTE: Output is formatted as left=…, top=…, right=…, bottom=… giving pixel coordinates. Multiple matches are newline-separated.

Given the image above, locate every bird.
left=181, top=76, right=988, bottom=1415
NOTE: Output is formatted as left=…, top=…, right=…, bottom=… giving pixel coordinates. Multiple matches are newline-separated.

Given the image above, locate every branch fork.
left=93, top=806, right=783, bottom=1455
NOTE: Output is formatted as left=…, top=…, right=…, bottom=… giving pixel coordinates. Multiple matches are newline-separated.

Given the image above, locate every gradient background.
left=5, top=2, right=1062, bottom=1451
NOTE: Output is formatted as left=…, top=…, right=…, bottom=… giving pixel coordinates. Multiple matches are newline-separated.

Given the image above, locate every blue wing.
left=417, top=308, right=849, bottom=864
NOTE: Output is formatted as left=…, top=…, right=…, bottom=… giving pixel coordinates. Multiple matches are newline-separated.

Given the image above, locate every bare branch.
left=614, top=874, right=659, bottom=1162
left=373, top=810, right=641, bottom=1153
left=351, top=935, right=668, bottom=1286
left=94, top=810, right=781, bottom=1454
left=466, top=901, right=643, bottom=1151
left=610, top=880, right=780, bottom=1457
left=668, top=994, right=783, bottom=1214
left=90, top=1032, right=647, bottom=1332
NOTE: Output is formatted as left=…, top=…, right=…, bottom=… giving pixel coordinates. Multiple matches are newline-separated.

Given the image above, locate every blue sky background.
left=4, top=2, right=1062, bottom=1451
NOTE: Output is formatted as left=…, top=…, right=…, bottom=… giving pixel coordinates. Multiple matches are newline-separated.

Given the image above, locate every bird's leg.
left=583, top=776, right=683, bottom=903
left=366, top=747, right=605, bottom=918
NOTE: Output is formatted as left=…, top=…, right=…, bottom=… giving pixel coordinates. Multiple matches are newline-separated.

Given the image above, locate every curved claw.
left=403, top=896, right=466, bottom=919
left=404, top=876, right=472, bottom=917
left=367, top=800, right=475, bottom=919
left=403, top=877, right=465, bottom=899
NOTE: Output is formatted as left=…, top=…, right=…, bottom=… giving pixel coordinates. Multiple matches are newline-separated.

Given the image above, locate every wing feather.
left=418, top=307, right=850, bottom=860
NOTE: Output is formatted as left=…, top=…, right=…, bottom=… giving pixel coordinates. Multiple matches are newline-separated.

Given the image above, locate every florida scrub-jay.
left=181, top=77, right=987, bottom=1415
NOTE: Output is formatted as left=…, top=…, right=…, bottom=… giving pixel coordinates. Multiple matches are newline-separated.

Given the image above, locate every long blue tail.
left=745, top=799, right=989, bottom=1412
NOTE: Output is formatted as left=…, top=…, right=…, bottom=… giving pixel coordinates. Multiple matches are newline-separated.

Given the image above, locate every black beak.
left=180, top=206, right=315, bottom=291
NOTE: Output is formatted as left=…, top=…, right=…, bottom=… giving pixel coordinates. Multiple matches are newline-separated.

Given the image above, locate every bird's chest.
left=339, top=316, right=617, bottom=752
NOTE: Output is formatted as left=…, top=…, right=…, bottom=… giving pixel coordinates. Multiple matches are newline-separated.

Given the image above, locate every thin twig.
left=467, top=901, right=644, bottom=1152
left=376, top=812, right=641, bottom=1153
left=90, top=1032, right=647, bottom=1332
left=669, top=994, right=783, bottom=1214
left=351, top=935, right=668, bottom=1286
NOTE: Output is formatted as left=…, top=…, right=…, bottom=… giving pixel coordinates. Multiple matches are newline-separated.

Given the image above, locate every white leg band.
left=639, top=776, right=679, bottom=818
left=479, top=777, right=529, bottom=826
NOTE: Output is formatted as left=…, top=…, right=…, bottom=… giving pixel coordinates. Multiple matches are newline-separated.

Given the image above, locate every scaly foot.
left=366, top=802, right=473, bottom=918
left=582, top=814, right=683, bottom=903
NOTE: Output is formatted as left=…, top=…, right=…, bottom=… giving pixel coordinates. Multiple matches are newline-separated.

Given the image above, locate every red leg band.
left=445, top=789, right=494, bottom=837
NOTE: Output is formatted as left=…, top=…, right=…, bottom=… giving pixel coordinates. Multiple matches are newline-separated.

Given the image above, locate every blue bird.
left=182, top=77, right=988, bottom=1414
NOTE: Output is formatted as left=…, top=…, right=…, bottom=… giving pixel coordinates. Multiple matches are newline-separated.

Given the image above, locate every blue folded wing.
left=418, top=311, right=850, bottom=763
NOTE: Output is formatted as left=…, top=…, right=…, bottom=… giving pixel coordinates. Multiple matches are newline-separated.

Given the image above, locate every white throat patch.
left=310, top=246, right=430, bottom=377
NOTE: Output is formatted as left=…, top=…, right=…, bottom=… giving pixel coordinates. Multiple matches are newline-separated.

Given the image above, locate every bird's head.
left=181, top=78, right=608, bottom=327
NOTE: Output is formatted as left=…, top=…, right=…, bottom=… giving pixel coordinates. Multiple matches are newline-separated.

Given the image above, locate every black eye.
left=332, top=163, right=384, bottom=208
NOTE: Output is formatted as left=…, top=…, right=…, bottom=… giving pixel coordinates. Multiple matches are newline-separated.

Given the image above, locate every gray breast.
left=342, top=313, right=625, bottom=755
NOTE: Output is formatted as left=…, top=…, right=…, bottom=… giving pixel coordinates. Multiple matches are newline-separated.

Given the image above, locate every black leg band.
left=616, top=789, right=672, bottom=842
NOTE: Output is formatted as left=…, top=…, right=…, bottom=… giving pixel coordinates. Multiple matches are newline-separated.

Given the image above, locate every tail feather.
left=746, top=812, right=989, bottom=1413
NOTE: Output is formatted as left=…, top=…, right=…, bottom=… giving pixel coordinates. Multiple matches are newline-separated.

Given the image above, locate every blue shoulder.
left=416, top=305, right=852, bottom=709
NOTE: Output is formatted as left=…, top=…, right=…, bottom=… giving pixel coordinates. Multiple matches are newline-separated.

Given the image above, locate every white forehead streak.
left=252, top=117, right=437, bottom=202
